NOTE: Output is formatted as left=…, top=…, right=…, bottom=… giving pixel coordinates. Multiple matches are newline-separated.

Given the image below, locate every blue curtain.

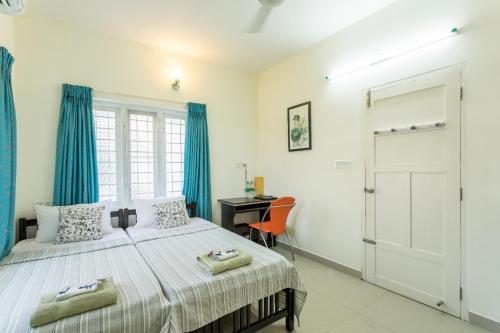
left=53, top=84, right=99, bottom=206
left=183, top=102, right=212, bottom=221
left=0, top=47, right=16, bottom=260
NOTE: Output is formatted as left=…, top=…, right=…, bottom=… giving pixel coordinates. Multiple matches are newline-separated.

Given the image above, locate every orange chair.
left=249, top=197, right=296, bottom=261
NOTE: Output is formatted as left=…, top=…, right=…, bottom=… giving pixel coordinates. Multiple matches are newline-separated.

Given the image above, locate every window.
left=129, top=112, right=156, bottom=199
left=94, top=107, right=120, bottom=202
left=93, top=100, right=186, bottom=207
left=165, top=117, right=185, bottom=197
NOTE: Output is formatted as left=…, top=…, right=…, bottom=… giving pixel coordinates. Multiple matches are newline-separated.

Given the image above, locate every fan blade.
left=245, top=5, right=273, bottom=33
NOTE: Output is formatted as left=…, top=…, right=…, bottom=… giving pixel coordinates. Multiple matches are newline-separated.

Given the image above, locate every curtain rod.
left=94, top=90, right=188, bottom=106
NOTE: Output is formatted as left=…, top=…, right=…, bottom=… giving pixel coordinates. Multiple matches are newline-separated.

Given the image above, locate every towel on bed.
left=197, top=251, right=253, bottom=275
left=30, top=278, right=118, bottom=328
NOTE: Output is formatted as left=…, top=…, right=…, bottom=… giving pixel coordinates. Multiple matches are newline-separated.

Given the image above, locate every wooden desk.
left=218, top=197, right=277, bottom=243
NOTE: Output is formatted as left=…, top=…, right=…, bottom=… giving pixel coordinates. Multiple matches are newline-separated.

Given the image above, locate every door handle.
left=364, top=188, right=375, bottom=194
left=363, top=238, right=376, bottom=245
left=436, top=300, right=444, bottom=307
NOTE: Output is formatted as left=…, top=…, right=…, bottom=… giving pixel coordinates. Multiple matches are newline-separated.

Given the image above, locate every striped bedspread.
left=127, top=219, right=307, bottom=333
left=0, top=232, right=171, bottom=333
left=0, top=236, right=132, bottom=266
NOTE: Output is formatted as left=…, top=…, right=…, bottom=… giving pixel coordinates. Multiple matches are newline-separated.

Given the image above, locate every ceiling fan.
left=245, top=0, right=285, bottom=34
left=0, top=0, right=26, bottom=15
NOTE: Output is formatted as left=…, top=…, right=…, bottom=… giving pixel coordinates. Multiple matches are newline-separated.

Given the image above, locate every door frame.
left=360, top=63, right=468, bottom=319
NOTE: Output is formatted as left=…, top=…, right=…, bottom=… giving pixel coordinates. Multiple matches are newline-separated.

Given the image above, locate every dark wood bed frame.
left=18, top=203, right=197, bottom=239
left=186, top=289, right=295, bottom=333
left=18, top=202, right=295, bottom=333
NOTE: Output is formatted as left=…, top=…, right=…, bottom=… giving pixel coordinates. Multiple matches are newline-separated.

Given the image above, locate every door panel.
left=375, top=172, right=409, bottom=247
left=375, top=247, right=445, bottom=297
left=365, top=68, right=461, bottom=317
left=375, top=130, right=445, bottom=166
left=373, top=85, right=445, bottom=130
left=411, top=172, right=445, bottom=255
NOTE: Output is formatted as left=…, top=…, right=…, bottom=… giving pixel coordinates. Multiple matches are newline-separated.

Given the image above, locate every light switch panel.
left=334, top=160, right=352, bottom=169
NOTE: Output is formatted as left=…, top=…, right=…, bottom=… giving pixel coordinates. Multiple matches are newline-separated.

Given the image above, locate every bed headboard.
left=18, top=202, right=197, bottom=241
left=18, top=210, right=122, bottom=242
left=122, top=202, right=197, bottom=228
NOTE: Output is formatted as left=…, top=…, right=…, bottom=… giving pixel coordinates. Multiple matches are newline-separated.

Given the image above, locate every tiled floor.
left=258, top=247, right=490, bottom=333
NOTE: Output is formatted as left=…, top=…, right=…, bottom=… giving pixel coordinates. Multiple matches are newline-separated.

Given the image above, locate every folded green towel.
left=197, top=251, right=253, bottom=275
left=30, top=278, right=118, bottom=328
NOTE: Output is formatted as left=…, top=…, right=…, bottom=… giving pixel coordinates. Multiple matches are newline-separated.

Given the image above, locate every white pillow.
left=134, top=196, right=185, bottom=228
left=34, top=204, right=61, bottom=243
left=34, top=200, right=113, bottom=243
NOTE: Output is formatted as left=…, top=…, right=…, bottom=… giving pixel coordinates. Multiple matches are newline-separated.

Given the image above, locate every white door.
left=364, top=68, right=462, bottom=316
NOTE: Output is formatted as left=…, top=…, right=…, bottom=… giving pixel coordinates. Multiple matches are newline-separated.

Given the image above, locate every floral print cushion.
left=56, top=206, right=105, bottom=244
left=153, top=200, right=190, bottom=229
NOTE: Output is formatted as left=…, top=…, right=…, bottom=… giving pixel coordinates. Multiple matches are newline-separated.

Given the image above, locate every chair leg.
left=249, top=228, right=253, bottom=242
left=284, top=230, right=295, bottom=261
left=271, top=234, right=275, bottom=247
left=260, top=230, right=269, bottom=248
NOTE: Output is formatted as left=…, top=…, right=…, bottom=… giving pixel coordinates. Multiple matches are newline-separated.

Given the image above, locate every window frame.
left=93, top=98, right=187, bottom=208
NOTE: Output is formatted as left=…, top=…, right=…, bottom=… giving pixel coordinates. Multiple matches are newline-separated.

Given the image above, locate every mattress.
left=0, top=229, right=171, bottom=333
left=127, top=219, right=307, bottom=332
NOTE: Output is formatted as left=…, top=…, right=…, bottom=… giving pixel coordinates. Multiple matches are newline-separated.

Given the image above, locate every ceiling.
left=26, top=0, right=398, bottom=72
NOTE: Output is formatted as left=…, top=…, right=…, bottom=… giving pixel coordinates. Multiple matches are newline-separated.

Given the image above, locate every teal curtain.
left=183, top=102, right=212, bottom=221
left=53, top=84, right=98, bottom=206
left=0, top=47, right=16, bottom=260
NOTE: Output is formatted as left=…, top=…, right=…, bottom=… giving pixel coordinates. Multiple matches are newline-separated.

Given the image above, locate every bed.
left=125, top=210, right=307, bottom=333
left=0, top=220, right=172, bottom=333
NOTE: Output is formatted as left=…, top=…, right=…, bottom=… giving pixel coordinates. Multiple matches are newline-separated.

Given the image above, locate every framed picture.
left=287, top=101, right=312, bottom=151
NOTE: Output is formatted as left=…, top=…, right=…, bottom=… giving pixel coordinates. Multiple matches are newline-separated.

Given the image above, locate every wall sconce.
left=170, top=67, right=183, bottom=91
left=237, top=163, right=248, bottom=184
left=171, top=79, right=180, bottom=91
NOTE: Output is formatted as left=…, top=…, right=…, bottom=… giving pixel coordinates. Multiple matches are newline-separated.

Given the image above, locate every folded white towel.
left=55, top=279, right=105, bottom=301
left=209, top=249, right=239, bottom=261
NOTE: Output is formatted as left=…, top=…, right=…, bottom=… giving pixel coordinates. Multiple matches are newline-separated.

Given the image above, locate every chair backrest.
left=269, top=196, right=296, bottom=235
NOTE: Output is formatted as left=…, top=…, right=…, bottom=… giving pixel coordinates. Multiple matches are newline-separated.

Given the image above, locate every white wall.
left=10, top=0, right=500, bottom=323
left=0, top=14, right=15, bottom=91
left=13, top=16, right=258, bottom=223
left=0, top=14, right=15, bottom=52
left=257, top=0, right=500, bottom=323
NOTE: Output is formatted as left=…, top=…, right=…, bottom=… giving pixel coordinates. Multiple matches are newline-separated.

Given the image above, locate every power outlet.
left=334, top=160, right=352, bottom=169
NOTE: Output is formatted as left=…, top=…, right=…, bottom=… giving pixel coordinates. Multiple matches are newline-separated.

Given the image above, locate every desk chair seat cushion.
left=249, top=222, right=279, bottom=235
